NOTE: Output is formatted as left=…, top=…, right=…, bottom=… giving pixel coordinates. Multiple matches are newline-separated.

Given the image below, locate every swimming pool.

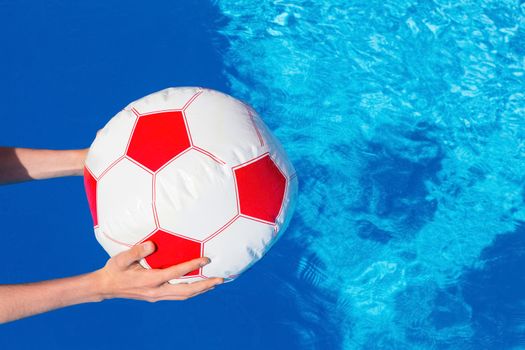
left=1, top=0, right=524, bottom=349
left=217, top=0, right=525, bottom=348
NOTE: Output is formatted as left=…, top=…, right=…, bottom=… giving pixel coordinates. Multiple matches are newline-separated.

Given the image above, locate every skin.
left=0, top=147, right=224, bottom=324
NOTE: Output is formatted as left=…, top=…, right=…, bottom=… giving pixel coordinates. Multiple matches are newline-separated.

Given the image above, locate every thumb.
left=119, top=241, right=156, bottom=267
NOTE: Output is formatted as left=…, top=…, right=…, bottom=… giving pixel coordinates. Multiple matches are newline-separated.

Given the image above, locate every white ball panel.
left=85, top=109, right=137, bottom=178
left=138, top=257, right=149, bottom=269
left=124, top=87, right=202, bottom=115
left=185, top=89, right=268, bottom=167
left=168, top=275, right=207, bottom=284
left=155, top=149, right=237, bottom=241
left=251, top=108, right=296, bottom=180
left=202, top=216, right=274, bottom=278
left=94, top=226, right=129, bottom=257
left=97, top=158, right=156, bottom=245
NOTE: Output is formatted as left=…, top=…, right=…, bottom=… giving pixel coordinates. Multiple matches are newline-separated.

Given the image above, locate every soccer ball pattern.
left=83, top=87, right=298, bottom=283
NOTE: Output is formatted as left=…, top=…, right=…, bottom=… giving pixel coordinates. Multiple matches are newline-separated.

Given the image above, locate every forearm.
left=0, top=271, right=103, bottom=324
left=0, top=243, right=222, bottom=323
left=0, top=147, right=87, bottom=185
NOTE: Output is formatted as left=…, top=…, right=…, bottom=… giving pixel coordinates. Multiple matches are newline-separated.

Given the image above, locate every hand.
left=94, top=241, right=224, bottom=302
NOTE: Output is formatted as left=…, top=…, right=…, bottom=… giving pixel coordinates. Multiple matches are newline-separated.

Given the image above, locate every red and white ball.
left=83, top=87, right=298, bottom=283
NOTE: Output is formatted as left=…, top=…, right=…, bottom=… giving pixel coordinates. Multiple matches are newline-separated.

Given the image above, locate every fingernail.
left=143, top=241, right=154, bottom=252
left=200, top=257, right=211, bottom=267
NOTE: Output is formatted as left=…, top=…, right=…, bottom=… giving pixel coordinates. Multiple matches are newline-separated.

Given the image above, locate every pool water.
left=0, top=0, right=524, bottom=349
left=217, top=0, right=525, bottom=348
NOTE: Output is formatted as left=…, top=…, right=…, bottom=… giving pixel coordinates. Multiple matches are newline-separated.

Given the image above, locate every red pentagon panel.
left=234, top=155, right=286, bottom=223
left=144, top=230, right=202, bottom=276
left=126, top=111, right=191, bottom=172
left=83, top=166, right=98, bottom=226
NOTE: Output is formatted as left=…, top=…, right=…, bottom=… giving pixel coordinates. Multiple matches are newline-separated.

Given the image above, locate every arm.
left=0, top=145, right=223, bottom=323
left=0, top=147, right=88, bottom=185
left=0, top=242, right=223, bottom=324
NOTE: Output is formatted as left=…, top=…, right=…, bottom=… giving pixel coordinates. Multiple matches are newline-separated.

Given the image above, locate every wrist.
left=89, top=269, right=112, bottom=302
left=73, top=148, right=89, bottom=176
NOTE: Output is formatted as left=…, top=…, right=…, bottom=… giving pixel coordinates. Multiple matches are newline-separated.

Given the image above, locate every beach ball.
left=83, top=87, right=298, bottom=283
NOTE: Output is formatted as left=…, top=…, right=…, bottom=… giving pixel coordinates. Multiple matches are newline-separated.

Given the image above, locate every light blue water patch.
left=217, top=0, right=525, bottom=348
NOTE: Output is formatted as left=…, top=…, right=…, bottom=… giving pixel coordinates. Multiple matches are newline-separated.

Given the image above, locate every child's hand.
left=94, top=241, right=223, bottom=302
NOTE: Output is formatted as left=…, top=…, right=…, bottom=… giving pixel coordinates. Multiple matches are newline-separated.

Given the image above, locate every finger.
left=116, top=241, right=155, bottom=267
left=192, top=287, right=214, bottom=297
left=166, top=278, right=222, bottom=296
left=156, top=257, right=211, bottom=281
left=180, top=285, right=216, bottom=300
left=158, top=278, right=223, bottom=300
left=192, top=278, right=223, bottom=297
left=182, top=278, right=223, bottom=296
left=150, top=285, right=215, bottom=302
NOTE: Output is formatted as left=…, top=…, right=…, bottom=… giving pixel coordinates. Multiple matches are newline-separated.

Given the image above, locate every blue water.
left=1, top=0, right=525, bottom=349
left=216, top=0, right=525, bottom=348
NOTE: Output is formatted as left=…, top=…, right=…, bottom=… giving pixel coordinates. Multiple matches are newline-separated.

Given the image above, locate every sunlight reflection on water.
left=217, top=0, right=525, bottom=348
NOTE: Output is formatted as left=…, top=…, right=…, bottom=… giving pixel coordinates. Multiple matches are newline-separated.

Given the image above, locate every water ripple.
left=217, top=0, right=525, bottom=348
